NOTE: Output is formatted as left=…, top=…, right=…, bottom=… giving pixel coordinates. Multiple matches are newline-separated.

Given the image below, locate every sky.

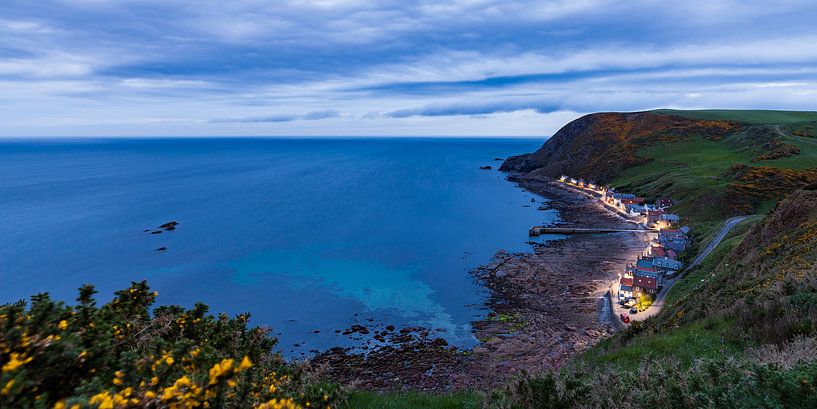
left=2, top=0, right=817, bottom=137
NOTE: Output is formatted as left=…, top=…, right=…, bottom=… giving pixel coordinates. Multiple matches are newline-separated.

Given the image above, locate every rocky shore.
left=312, top=174, right=652, bottom=391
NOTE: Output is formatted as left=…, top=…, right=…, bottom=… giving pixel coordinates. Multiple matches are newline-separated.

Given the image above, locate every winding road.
left=686, top=216, right=749, bottom=272
left=610, top=215, right=749, bottom=323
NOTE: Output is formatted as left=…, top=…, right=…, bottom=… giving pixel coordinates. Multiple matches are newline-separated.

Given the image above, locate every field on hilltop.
left=652, top=109, right=817, bottom=124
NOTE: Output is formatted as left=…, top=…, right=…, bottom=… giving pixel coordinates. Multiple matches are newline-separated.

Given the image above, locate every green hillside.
left=653, top=109, right=817, bottom=124
left=585, top=110, right=817, bottom=259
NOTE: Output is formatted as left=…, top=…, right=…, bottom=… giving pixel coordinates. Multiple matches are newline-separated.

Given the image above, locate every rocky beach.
left=313, top=174, right=653, bottom=390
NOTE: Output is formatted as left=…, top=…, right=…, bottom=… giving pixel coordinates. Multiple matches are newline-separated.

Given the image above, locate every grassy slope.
left=342, top=391, right=481, bottom=409
left=611, top=110, right=817, bottom=228
left=653, top=109, right=817, bottom=124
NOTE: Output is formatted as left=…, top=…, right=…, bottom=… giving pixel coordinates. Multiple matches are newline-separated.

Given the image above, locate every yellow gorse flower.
left=256, top=398, right=301, bottom=409
left=3, top=352, right=33, bottom=372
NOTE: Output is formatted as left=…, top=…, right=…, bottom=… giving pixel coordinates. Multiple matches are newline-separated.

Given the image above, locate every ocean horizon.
left=0, top=137, right=560, bottom=357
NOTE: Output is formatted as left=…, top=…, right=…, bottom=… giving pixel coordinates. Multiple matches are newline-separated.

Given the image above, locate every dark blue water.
left=0, top=138, right=559, bottom=356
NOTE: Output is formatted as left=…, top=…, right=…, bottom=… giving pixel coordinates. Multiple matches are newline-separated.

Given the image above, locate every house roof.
left=620, top=277, right=633, bottom=287
left=652, top=247, right=667, bottom=257
left=634, top=276, right=658, bottom=289
left=658, top=198, right=673, bottom=206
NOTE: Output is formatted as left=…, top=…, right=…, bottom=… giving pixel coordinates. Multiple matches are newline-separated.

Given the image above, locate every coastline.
left=313, top=174, right=653, bottom=390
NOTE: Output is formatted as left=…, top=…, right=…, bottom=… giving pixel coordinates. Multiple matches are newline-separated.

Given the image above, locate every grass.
left=766, top=133, right=817, bottom=169
left=583, top=318, right=742, bottom=371
left=652, top=109, right=817, bottom=124
left=611, top=136, right=756, bottom=224
left=611, top=123, right=817, bottom=226
left=342, top=391, right=482, bottom=409
left=665, top=215, right=760, bottom=306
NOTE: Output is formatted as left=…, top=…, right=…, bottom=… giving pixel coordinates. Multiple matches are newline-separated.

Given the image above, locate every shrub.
left=0, top=282, right=343, bottom=409
left=489, top=355, right=817, bottom=409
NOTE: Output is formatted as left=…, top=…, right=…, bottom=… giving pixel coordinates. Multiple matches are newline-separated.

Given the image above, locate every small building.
left=618, top=277, right=634, bottom=300
left=559, top=175, right=568, bottom=182
left=612, top=192, right=636, bottom=200
left=633, top=276, right=658, bottom=296
left=636, top=257, right=654, bottom=270
left=659, top=229, right=686, bottom=239
left=661, top=237, right=687, bottom=252
left=657, top=197, right=673, bottom=209
left=626, top=203, right=646, bottom=215
left=660, top=213, right=680, bottom=223
left=647, top=209, right=665, bottom=223
left=653, top=257, right=683, bottom=272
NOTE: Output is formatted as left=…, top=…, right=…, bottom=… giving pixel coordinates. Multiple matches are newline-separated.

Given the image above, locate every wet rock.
left=480, top=165, right=492, bottom=170
left=156, top=247, right=167, bottom=251
left=159, top=221, right=179, bottom=229
left=150, top=230, right=162, bottom=234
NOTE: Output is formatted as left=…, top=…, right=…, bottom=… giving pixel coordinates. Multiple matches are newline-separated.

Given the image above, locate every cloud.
left=1, top=1, right=817, bottom=135
left=209, top=110, right=340, bottom=123
left=387, top=101, right=562, bottom=118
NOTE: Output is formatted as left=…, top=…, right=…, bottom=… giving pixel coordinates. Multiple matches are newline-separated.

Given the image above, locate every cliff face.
left=500, top=111, right=738, bottom=182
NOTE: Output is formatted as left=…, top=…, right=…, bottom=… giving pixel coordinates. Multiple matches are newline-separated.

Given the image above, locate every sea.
left=0, top=137, right=561, bottom=357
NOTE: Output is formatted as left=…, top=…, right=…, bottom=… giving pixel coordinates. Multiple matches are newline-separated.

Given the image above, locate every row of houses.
left=558, top=175, right=678, bottom=222
left=559, top=175, right=599, bottom=191
left=618, top=228, right=690, bottom=302
left=602, top=192, right=678, bottom=220
left=556, top=175, right=691, bottom=307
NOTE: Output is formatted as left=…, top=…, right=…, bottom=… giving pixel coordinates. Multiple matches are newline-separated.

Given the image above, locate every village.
left=555, top=175, right=690, bottom=325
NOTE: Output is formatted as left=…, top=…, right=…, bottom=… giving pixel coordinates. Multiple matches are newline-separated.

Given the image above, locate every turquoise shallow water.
left=0, top=138, right=559, bottom=356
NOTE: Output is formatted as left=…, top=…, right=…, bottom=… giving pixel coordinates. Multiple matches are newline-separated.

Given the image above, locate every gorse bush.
left=0, top=281, right=342, bottom=409
left=489, top=353, right=817, bottom=409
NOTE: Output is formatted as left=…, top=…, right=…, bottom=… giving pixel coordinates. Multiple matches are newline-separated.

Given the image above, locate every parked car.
left=623, top=299, right=636, bottom=308
left=630, top=306, right=638, bottom=314
left=619, top=313, right=630, bottom=323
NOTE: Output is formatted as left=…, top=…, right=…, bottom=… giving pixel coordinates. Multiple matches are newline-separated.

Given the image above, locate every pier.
left=529, top=226, right=653, bottom=236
